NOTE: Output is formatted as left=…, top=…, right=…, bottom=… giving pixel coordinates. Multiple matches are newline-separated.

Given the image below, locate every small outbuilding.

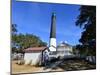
left=24, top=47, right=47, bottom=65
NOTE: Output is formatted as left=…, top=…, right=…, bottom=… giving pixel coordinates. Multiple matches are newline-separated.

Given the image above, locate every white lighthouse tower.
left=42, top=12, right=57, bottom=64
left=49, top=12, right=56, bottom=52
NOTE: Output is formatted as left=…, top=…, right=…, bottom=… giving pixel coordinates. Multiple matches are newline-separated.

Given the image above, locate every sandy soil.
left=11, top=61, right=63, bottom=74
left=11, top=59, right=96, bottom=74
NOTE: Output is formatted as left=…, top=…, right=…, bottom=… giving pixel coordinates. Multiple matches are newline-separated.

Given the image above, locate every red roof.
left=24, top=47, right=47, bottom=53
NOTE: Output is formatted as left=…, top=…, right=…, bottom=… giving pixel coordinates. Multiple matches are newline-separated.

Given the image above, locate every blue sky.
left=12, top=0, right=82, bottom=46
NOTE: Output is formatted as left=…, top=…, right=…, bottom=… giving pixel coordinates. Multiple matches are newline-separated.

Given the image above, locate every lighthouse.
left=49, top=12, right=56, bottom=52
left=42, top=12, right=57, bottom=64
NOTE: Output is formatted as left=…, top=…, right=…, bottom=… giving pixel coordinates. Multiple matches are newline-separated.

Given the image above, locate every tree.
left=12, top=24, right=18, bottom=53
left=11, top=24, right=47, bottom=53
left=76, top=5, right=96, bottom=56
left=12, top=33, right=47, bottom=53
left=12, top=24, right=17, bottom=35
left=16, top=33, right=47, bottom=50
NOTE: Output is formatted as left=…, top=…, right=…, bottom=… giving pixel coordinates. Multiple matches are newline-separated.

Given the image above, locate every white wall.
left=49, top=38, right=56, bottom=51
left=24, top=52, right=41, bottom=65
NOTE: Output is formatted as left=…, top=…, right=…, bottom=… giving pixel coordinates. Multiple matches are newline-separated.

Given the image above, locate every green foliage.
left=12, top=24, right=17, bottom=35
left=11, top=24, right=47, bottom=53
left=75, top=44, right=88, bottom=56
left=75, top=6, right=96, bottom=56
left=15, top=33, right=47, bottom=50
left=76, top=6, right=96, bottom=28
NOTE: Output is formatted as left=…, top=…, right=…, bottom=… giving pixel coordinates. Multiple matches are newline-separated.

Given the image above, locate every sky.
left=12, top=0, right=83, bottom=46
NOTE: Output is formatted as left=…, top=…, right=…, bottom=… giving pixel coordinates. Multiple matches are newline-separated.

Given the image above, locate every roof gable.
left=24, top=47, right=47, bottom=53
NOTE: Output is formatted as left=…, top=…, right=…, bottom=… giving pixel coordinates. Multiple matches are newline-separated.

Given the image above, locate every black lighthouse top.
left=50, top=12, right=56, bottom=38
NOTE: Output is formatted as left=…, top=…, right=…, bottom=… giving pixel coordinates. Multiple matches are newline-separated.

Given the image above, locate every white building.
left=24, top=47, right=47, bottom=65
left=24, top=42, right=73, bottom=65
left=57, top=41, right=74, bottom=59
